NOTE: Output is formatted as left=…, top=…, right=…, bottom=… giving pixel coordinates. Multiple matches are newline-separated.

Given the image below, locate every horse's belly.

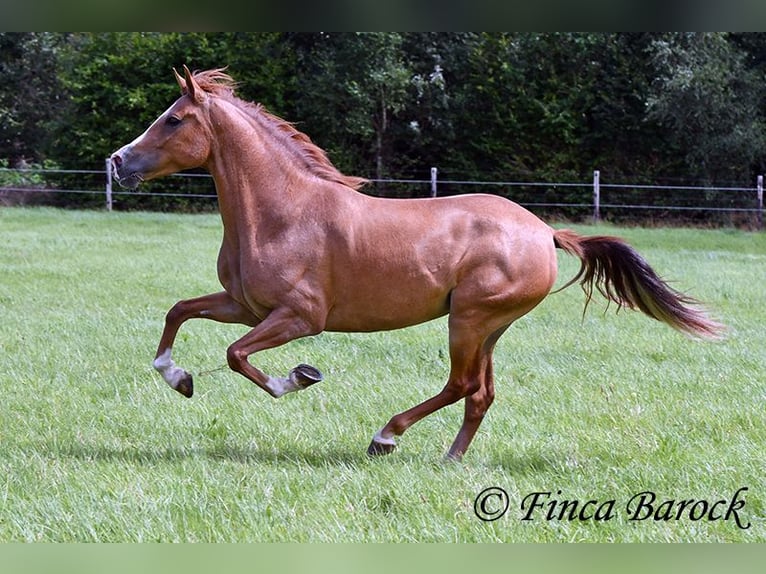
left=324, top=275, right=451, bottom=332
left=325, top=304, right=449, bottom=333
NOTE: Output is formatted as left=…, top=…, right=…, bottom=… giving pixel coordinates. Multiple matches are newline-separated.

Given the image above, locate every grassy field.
left=0, top=207, right=763, bottom=542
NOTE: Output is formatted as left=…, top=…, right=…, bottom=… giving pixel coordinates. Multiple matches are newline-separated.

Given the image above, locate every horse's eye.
left=166, top=115, right=182, bottom=127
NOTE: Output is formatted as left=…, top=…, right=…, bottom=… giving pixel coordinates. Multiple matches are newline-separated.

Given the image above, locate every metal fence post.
left=758, top=175, right=763, bottom=230
left=105, top=157, right=113, bottom=212
left=593, top=169, right=600, bottom=222
left=430, top=167, right=438, bottom=197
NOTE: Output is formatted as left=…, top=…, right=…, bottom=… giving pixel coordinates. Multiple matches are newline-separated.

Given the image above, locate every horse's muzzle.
left=110, top=150, right=144, bottom=190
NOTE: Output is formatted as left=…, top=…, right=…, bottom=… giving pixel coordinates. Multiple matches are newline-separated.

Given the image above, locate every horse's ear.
left=173, top=67, right=186, bottom=94
left=183, top=64, right=205, bottom=104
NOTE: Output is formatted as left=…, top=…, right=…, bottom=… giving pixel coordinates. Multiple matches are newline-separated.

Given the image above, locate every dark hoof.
left=291, top=363, right=323, bottom=389
left=174, top=373, right=194, bottom=398
left=367, top=439, right=397, bottom=457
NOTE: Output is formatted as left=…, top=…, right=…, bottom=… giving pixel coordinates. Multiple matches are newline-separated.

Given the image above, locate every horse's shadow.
left=52, top=440, right=366, bottom=468
left=486, top=451, right=558, bottom=476
left=49, top=439, right=559, bottom=476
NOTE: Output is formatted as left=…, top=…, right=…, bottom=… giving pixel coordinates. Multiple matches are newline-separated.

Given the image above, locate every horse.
left=110, top=66, right=723, bottom=461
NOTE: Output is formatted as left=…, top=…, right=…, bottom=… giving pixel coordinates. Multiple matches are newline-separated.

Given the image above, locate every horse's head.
left=110, top=66, right=212, bottom=189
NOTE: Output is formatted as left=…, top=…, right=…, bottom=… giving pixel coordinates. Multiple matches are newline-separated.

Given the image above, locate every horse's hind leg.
left=154, top=291, right=257, bottom=397
left=445, top=327, right=508, bottom=461
left=367, top=318, right=488, bottom=457
left=446, top=376, right=495, bottom=461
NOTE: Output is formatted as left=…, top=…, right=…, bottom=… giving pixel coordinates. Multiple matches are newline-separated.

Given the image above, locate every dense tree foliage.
left=2, top=32, right=766, bottom=199
left=0, top=32, right=64, bottom=167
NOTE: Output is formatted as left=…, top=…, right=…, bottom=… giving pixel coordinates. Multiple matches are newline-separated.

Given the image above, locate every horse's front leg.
left=153, top=291, right=258, bottom=397
left=225, top=306, right=324, bottom=398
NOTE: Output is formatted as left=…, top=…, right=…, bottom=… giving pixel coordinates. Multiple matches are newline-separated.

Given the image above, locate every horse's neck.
left=210, top=168, right=286, bottom=245
left=205, top=113, right=306, bottom=248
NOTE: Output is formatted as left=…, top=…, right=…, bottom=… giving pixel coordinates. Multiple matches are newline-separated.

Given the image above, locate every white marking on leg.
left=372, top=427, right=397, bottom=446
left=153, top=348, right=189, bottom=390
left=265, top=373, right=303, bottom=398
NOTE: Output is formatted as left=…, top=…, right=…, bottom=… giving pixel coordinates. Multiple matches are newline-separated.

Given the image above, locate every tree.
left=0, top=32, right=63, bottom=166
left=646, top=32, right=766, bottom=184
left=4, top=32, right=765, bottom=214
left=576, top=33, right=669, bottom=179
left=52, top=33, right=296, bottom=171
left=396, top=33, right=465, bottom=178
left=44, top=33, right=298, bottom=209
left=288, top=33, right=413, bottom=185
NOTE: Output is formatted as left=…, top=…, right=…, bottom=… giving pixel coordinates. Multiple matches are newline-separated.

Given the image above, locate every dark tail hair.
left=553, top=229, right=723, bottom=340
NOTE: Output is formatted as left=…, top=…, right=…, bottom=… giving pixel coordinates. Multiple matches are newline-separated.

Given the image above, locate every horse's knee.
left=446, top=377, right=481, bottom=401
left=165, top=299, right=192, bottom=327
left=226, top=343, right=246, bottom=373
left=465, top=385, right=495, bottom=420
left=166, top=299, right=189, bottom=319
left=481, top=384, right=496, bottom=407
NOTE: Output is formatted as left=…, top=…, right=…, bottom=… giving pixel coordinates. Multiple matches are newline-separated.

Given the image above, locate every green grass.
left=0, top=207, right=764, bottom=542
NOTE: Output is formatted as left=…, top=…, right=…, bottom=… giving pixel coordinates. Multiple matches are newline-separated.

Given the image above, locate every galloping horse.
left=111, top=67, right=722, bottom=461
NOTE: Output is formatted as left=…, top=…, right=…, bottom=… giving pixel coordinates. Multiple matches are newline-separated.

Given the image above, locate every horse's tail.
left=552, top=229, right=723, bottom=340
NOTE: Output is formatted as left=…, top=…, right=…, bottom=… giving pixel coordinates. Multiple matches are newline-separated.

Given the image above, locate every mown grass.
left=0, top=207, right=763, bottom=542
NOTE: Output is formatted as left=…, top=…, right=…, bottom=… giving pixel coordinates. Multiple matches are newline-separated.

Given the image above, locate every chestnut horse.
left=111, top=67, right=722, bottom=461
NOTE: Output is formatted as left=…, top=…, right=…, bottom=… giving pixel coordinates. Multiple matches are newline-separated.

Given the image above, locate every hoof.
left=174, top=373, right=194, bottom=398
left=291, top=363, right=323, bottom=389
left=367, top=439, right=397, bottom=457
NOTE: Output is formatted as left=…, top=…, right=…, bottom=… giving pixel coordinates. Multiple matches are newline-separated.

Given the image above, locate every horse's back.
left=322, top=191, right=558, bottom=332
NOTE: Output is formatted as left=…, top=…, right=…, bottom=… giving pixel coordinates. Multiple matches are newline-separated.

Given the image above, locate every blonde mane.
left=189, top=69, right=368, bottom=191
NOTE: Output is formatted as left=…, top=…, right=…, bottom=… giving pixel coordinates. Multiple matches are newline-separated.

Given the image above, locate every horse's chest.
left=217, top=246, right=297, bottom=315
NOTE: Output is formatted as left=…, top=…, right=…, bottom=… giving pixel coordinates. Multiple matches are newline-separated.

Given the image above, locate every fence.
left=0, top=163, right=764, bottom=229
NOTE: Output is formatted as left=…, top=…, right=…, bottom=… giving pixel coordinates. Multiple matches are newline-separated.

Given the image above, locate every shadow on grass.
left=37, top=443, right=560, bottom=477
left=486, top=451, right=559, bottom=476
left=40, top=439, right=561, bottom=475
left=43, top=440, right=369, bottom=468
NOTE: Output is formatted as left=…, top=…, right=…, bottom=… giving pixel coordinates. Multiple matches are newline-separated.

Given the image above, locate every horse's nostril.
left=111, top=154, right=122, bottom=168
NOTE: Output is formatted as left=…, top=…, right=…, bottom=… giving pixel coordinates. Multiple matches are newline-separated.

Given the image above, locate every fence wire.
left=1, top=166, right=763, bottom=227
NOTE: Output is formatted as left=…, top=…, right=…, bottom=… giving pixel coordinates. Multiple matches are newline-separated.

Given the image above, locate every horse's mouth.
left=114, top=171, right=144, bottom=190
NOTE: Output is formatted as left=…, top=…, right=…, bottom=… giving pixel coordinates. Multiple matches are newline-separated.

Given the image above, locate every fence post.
left=593, top=169, right=600, bottom=222
left=105, top=157, right=113, bottom=212
left=758, top=175, right=763, bottom=230
left=430, top=167, right=438, bottom=198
